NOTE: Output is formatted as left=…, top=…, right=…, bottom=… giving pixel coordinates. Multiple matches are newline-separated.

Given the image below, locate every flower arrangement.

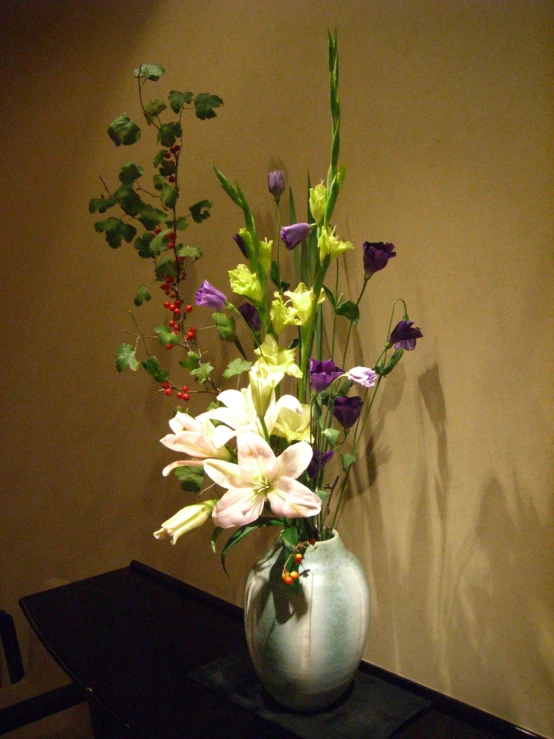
left=92, top=34, right=422, bottom=586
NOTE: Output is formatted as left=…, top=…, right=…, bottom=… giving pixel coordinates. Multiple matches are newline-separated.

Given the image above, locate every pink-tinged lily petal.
left=168, top=411, right=197, bottom=435
left=236, top=432, right=277, bottom=480
left=162, top=459, right=205, bottom=477
left=267, top=477, right=322, bottom=518
left=211, top=424, right=236, bottom=449
left=204, top=459, right=249, bottom=490
left=274, top=440, right=313, bottom=480
left=212, top=487, right=266, bottom=528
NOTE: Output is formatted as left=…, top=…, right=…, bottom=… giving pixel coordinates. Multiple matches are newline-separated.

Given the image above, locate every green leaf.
left=322, top=427, right=340, bottom=448
left=220, top=519, right=282, bottom=575
left=281, top=526, right=299, bottom=553
left=223, top=358, right=253, bottom=379
left=341, top=453, right=356, bottom=473
left=177, top=245, right=202, bottom=260
left=155, top=255, right=177, bottom=280
left=107, top=113, right=141, bottom=147
left=270, top=260, right=280, bottom=288
left=153, top=150, right=165, bottom=167
left=155, top=324, right=179, bottom=346
left=169, top=89, right=193, bottom=113
left=116, top=343, right=139, bottom=372
left=161, top=183, right=178, bottom=209
left=190, top=362, right=214, bottom=384
left=213, top=312, right=236, bottom=342
left=151, top=229, right=171, bottom=255
left=322, top=284, right=337, bottom=309
left=175, top=216, right=188, bottom=231
left=211, top=526, right=225, bottom=553
left=89, top=194, right=116, bottom=214
left=94, top=217, right=137, bottom=248
left=134, top=63, right=165, bottom=81
left=134, top=284, right=151, bottom=306
left=315, top=488, right=330, bottom=505
left=153, top=174, right=164, bottom=191
left=383, top=349, right=404, bottom=376
left=157, top=121, right=182, bottom=147
left=189, top=200, right=212, bottom=223
left=173, top=465, right=204, bottom=493
left=137, top=204, right=166, bottom=230
left=335, top=300, right=360, bottom=323
left=179, top=351, right=200, bottom=371
left=134, top=231, right=155, bottom=258
left=194, top=93, right=223, bottom=120
left=159, top=158, right=176, bottom=177
left=118, top=162, right=144, bottom=184
left=143, top=98, right=167, bottom=124
left=114, top=184, right=143, bottom=216
left=142, top=356, right=169, bottom=383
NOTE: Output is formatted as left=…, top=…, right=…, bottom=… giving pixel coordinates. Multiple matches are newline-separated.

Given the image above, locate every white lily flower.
left=204, top=432, right=321, bottom=529
left=160, top=412, right=233, bottom=476
left=154, top=500, right=217, bottom=545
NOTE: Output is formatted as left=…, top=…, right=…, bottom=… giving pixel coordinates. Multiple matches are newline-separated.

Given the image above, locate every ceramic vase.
left=244, top=530, right=370, bottom=711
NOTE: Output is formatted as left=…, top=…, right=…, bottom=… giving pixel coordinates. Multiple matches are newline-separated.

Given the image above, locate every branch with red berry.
left=89, top=62, right=223, bottom=401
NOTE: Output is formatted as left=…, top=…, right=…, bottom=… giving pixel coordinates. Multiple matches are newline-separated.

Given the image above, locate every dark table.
left=18, top=561, right=532, bottom=739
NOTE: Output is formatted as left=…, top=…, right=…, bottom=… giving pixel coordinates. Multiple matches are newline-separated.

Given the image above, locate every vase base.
left=261, top=677, right=353, bottom=713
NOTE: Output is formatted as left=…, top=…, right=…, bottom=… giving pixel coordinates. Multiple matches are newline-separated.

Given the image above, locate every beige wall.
left=1, top=0, right=553, bottom=735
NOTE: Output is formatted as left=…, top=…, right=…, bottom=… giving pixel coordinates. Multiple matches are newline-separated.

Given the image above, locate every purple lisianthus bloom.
left=280, top=223, right=313, bottom=250
left=363, top=242, right=396, bottom=277
left=389, top=320, right=423, bottom=351
left=348, top=366, right=378, bottom=389
left=332, top=396, right=363, bottom=430
left=195, top=280, right=227, bottom=311
left=307, top=449, right=334, bottom=479
left=238, top=302, right=261, bottom=332
left=309, top=358, right=344, bottom=392
left=233, top=233, right=248, bottom=258
left=268, top=170, right=285, bottom=200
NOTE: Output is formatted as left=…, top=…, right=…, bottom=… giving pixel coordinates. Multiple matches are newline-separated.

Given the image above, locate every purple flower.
left=280, top=223, right=313, bottom=250
left=238, top=303, right=261, bottom=332
left=332, top=396, right=363, bottom=430
left=268, top=170, right=285, bottom=200
left=363, top=242, right=396, bottom=277
left=195, top=280, right=227, bottom=311
left=389, top=320, right=423, bottom=351
left=307, top=449, right=334, bottom=479
left=348, top=366, right=378, bottom=388
left=309, top=359, right=344, bottom=392
left=233, top=233, right=248, bottom=258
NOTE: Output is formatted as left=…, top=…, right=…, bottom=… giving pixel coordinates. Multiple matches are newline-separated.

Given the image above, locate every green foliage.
left=190, top=362, right=214, bottom=384
left=118, top=162, right=144, bottom=184
left=142, top=357, right=169, bottom=383
left=189, top=200, right=212, bottom=223
left=155, top=255, right=177, bottom=280
left=213, top=312, right=236, bottom=342
left=174, top=465, right=204, bottom=493
left=322, top=427, right=340, bottom=448
left=134, top=284, right=151, bottom=306
left=134, top=63, right=165, bottom=81
left=155, top=325, right=179, bottom=346
left=143, top=99, right=167, bottom=124
left=194, top=93, right=223, bottom=120
left=335, top=299, right=359, bottom=323
left=161, top=183, right=178, bottom=209
left=281, top=526, right=299, bottom=553
left=341, top=454, right=356, bottom=473
left=134, top=231, right=155, bottom=258
left=169, top=90, right=193, bottom=112
left=94, top=217, right=136, bottom=248
left=116, top=343, right=139, bottom=372
left=157, top=122, right=182, bottom=147
left=382, top=349, right=403, bottom=376
left=178, top=245, right=202, bottom=260
left=89, top=194, right=116, bottom=214
left=217, top=519, right=282, bottom=575
left=223, top=358, right=252, bottom=379
left=179, top=351, right=201, bottom=371
left=107, top=113, right=141, bottom=147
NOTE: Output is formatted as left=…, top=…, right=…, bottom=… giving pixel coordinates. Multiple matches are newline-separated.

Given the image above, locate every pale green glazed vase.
left=244, top=530, right=370, bottom=711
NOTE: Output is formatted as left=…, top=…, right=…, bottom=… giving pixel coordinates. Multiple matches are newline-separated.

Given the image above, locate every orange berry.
left=284, top=575, right=293, bottom=585
left=294, top=553, right=303, bottom=563
left=290, top=571, right=299, bottom=580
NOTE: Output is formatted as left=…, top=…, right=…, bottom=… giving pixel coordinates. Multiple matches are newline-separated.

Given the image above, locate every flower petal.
left=274, top=440, right=313, bottom=480
left=236, top=432, right=276, bottom=480
left=212, top=487, right=266, bottom=528
left=267, top=478, right=322, bottom=518
left=162, top=459, right=204, bottom=477
left=204, top=459, right=247, bottom=489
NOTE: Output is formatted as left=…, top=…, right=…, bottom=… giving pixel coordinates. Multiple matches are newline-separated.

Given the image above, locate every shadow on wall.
left=364, top=361, right=554, bottom=731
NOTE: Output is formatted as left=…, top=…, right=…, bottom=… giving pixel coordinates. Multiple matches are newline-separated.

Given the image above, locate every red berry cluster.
left=162, top=381, right=191, bottom=401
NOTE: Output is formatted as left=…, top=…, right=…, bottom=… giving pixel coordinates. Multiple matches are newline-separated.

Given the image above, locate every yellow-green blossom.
left=309, top=182, right=327, bottom=226
left=283, top=282, right=325, bottom=324
left=249, top=363, right=284, bottom=417
left=258, top=238, right=273, bottom=273
left=272, top=403, right=312, bottom=443
left=254, top=335, right=302, bottom=378
left=229, top=264, right=263, bottom=304
left=318, top=226, right=354, bottom=263
left=270, top=293, right=300, bottom=335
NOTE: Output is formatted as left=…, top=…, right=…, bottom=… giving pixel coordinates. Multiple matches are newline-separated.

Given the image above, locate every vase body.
left=244, top=530, right=370, bottom=711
